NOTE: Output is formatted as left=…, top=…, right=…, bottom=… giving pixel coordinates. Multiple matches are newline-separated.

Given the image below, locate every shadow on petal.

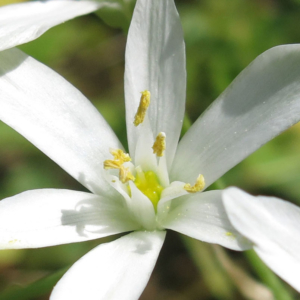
left=132, top=233, right=156, bottom=255
left=60, top=194, right=139, bottom=238
left=221, top=49, right=300, bottom=116
left=0, top=48, right=27, bottom=77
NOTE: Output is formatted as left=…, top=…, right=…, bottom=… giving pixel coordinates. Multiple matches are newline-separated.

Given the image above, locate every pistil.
left=134, top=167, right=164, bottom=211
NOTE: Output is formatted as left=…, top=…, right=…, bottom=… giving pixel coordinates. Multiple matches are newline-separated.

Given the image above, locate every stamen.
left=119, top=166, right=135, bottom=183
left=152, top=132, right=166, bottom=157
left=133, top=90, right=151, bottom=126
left=184, top=174, right=205, bottom=193
left=103, top=159, right=122, bottom=170
left=103, top=149, right=135, bottom=183
left=110, top=148, right=131, bottom=163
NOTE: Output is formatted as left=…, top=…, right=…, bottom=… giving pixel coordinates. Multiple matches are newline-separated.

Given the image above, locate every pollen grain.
left=103, top=148, right=135, bottom=183
left=133, top=90, right=151, bottom=126
left=152, top=132, right=166, bottom=157
left=184, top=174, right=205, bottom=193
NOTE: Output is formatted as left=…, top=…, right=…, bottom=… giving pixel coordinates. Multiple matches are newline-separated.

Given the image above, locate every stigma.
left=133, top=90, right=151, bottom=126
left=184, top=174, right=205, bottom=193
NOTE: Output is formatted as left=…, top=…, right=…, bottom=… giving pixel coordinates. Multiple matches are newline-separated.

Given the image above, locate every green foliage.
left=0, top=267, right=68, bottom=300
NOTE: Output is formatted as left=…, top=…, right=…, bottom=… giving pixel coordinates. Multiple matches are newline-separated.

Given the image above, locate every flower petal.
left=50, top=231, right=166, bottom=300
left=128, top=182, right=156, bottom=230
left=103, top=172, right=156, bottom=230
left=0, top=0, right=104, bottom=51
left=134, top=117, right=157, bottom=172
left=0, top=189, right=139, bottom=249
left=125, top=0, right=186, bottom=169
left=0, top=48, right=122, bottom=195
left=159, top=190, right=252, bottom=250
left=223, top=187, right=300, bottom=292
left=172, top=45, right=300, bottom=186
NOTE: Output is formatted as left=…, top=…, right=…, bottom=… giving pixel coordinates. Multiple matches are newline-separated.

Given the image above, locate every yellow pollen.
left=119, top=166, right=135, bottom=183
left=104, top=149, right=131, bottom=170
left=152, top=132, right=166, bottom=157
left=134, top=170, right=164, bottom=211
left=103, top=159, right=122, bottom=170
left=103, top=149, right=135, bottom=183
left=133, top=90, right=151, bottom=126
left=184, top=174, right=205, bottom=193
left=110, top=148, right=131, bottom=163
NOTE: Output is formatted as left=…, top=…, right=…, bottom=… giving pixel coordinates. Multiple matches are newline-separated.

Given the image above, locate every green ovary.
left=134, top=171, right=164, bottom=211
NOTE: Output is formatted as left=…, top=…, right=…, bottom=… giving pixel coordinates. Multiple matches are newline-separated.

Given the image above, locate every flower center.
left=103, top=90, right=206, bottom=215
left=134, top=168, right=164, bottom=211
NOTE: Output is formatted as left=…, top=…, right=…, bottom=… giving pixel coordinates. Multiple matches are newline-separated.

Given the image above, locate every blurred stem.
left=213, top=246, right=273, bottom=300
left=245, top=250, right=294, bottom=300
left=181, top=235, right=235, bottom=300
left=0, top=267, right=68, bottom=300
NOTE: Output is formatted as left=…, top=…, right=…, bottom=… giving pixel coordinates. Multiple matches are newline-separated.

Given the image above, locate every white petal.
left=104, top=175, right=155, bottom=230
left=157, top=154, right=170, bottom=187
left=0, top=0, right=103, bottom=51
left=158, top=181, right=187, bottom=207
left=223, top=187, right=300, bottom=292
left=134, top=117, right=157, bottom=172
left=128, top=182, right=156, bottom=230
left=50, top=231, right=166, bottom=300
left=159, top=190, right=252, bottom=250
left=0, top=189, right=139, bottom=249
left=125, top=0, right=186, bottom=169
left=172, top=45, right=300, bottom=187
left=0, top=48, right=122, bottom=196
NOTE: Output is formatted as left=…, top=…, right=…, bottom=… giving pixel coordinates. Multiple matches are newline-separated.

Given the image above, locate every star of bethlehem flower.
left=1, top=0, right=300, bottom=298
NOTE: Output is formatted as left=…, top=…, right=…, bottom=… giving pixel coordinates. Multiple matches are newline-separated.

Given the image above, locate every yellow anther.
left=103, top=159, right=122, bottom=170
left=133, top=90, right=151, bottom=126
left=104, top=149, right=131, bottom=169
left=103, top=149, right=135, bottom=183
left=110, top=149, right=131, bottom=163
left=184, top=174, right=205, bottom=193
left=119, top=166, right=135, bottom=183
left=152, top=132, right=166, bottom=157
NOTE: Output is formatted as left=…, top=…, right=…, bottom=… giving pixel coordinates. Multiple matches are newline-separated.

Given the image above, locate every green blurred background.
left=1, top=0, right=300, bottom=299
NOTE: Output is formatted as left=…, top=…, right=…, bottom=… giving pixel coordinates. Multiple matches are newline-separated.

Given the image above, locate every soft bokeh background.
left=1, top=0, right=300, bottom=299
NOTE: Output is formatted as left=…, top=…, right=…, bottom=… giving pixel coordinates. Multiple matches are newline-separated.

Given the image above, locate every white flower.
left=0, top=0, right=112, bottom=51
left=1, top=0, right=300, bottom=298
left=223, top=187, right=300, bottom=292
